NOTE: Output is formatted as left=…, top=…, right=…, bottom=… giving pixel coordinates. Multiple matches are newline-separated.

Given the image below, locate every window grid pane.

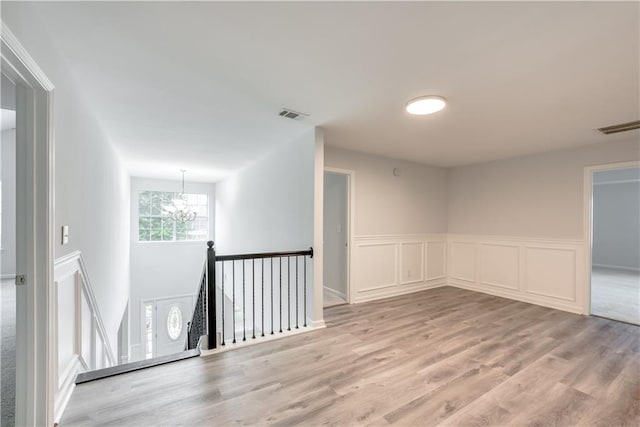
left=138, top=191, right=208, bottom=242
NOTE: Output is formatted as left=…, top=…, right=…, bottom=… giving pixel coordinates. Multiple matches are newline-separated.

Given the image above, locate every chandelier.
left=164, top=170, right=197, bottom=223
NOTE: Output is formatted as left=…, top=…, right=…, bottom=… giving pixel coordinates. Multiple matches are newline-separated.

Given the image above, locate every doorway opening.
left=1, top=25, right=55, bottom=426
left=588, top=164, right=640, bottom=325
left=323, top=169, right=353, bottom=307
left=1, top=71, right=17, bottom=427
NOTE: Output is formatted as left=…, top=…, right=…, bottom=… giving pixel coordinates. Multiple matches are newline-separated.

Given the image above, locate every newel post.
left=206, top=240, right=217, bottom=349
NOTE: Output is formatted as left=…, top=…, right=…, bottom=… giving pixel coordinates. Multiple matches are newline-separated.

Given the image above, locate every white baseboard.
left=308, top=319, right=326, bottom=328
left=592, top=263, right=640, bottom=272
left=448, top=281, right=583, bottom=315
left=354, top=280, right=447, bottom=304
left=323, top=285, right=347, bottom=300
left=201, top=324, right=323, bottom=356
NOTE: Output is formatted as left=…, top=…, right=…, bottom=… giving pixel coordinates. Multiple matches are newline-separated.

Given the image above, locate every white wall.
left=129, top=177, right=215, bottom=361
left=324, top=146, right=448, bottom=236
left=323, top=172, right=347, bottom=297
left=324, top=146, right=449, bottom=303
left=445, top=139, right=639, bottom=314
left=215, top=129, right=316, bottom=328
left=1, top=129, right=16, bottom=277
left=447, top=139, right=640, bottom=239
left=593, top=179, right=640, bottom=270
left=215, top=131, right=315, bottom=254
left=2, top=7, right=131, bottom=354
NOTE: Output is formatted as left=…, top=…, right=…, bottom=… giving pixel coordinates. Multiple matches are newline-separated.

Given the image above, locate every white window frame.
left=136, top=190, right=209, bottom=243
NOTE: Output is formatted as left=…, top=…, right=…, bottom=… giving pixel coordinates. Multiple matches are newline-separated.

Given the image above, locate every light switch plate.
left=62, top=225, right=69, bottom=245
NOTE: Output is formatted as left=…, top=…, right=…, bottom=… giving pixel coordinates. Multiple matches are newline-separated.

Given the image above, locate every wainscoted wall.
left=53, top=252, right=116, bottom=421
left=348, top=234, right=587, bottom=314
left=447, top=235, right=586, bottom=314
left=353, top=234, right=448, bottom=303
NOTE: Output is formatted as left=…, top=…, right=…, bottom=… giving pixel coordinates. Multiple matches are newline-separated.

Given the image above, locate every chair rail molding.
left=53, top=251, right=117, bottom=421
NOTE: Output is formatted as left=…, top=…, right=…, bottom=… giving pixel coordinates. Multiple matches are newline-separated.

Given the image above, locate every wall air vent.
left=597, top=120, right=640, bottom=135
left=278, top=108, right=308, bottom=121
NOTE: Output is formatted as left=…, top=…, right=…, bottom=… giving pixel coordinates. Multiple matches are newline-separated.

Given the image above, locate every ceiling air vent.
left=597, top=120, right=640, bottom=135
left=278, top=108, right=308, bottom=121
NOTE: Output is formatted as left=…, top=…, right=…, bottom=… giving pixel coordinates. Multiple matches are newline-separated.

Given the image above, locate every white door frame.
left=323, top=167, right=355, bottom=304
left=140, top=294, right=195, bottom=359
left=1, top=23, right=55, bottom=426
left=583, top=160, right=640, bottom=316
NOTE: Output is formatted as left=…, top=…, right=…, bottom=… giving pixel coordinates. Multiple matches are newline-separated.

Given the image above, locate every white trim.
left=356, top=233, right=448, bottom=241
left=200, top=324, right=323, bottom=357
left=399, top=241, right=425, bottom=285
left=448, top=281, right=582, bottom=314
left=53, top=252, right=117, bottom=422
left=351, top=234, right=447, bottom=303
left=140, top=299, right=155, bottom=360
left=477, top=243, right=520, bottom=291
left=584, top=161, right=640, bottom=317
left=324, top=166, right=356, bottom=304
left=308, top=319, right=326, bottom=328
left=62, top=251, right=117, bottom=365
left=353, top=280, right=446, bottom=304
left=323, top=285, right=347, bottom=300
left=1, top=21, right=55, bottom=427
left=312, top=128, right=325, bottom=326
left=1, top=23, right=54, bottom=91
left=447, top=234, right=585, bottom=314
left=447, top=233, right=583, bottom=245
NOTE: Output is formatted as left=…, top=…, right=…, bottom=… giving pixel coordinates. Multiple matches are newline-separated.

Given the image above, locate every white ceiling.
left=18, top=1, right=640, bottom=181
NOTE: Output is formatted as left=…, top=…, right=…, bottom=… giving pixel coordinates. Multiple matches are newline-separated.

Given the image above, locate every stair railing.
left=186, top=241, right=313, bottom=350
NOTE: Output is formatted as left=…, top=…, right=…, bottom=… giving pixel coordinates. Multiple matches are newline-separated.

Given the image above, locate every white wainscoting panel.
left=56, top=273, right=77, bottom=384
left=447, top=235, right=585, bottom=314
left=53, top=251, right=117, bottom=422
left=353, top=234, right=447, bottom=303
left=426, top=241, right=446, bottom=280
left=450, top=242, right=475, bottom=282
left=479, top=243, right=519, bottom=291
left=400, top=242, right=424, bottom=285
left=524, top=247, right=576, bottom=301
left=356, top=242, right=397, bottom=292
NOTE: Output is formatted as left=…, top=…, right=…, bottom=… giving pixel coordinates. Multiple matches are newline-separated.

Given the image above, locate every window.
left=144, top=302, right=154, bottom=359
left=166, top=305, right=183, bottom=341
left=138, top=191, right=208, bottom=242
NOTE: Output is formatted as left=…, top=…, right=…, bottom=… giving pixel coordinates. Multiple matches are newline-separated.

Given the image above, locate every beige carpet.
left=591, top=266, right=640, bottom=325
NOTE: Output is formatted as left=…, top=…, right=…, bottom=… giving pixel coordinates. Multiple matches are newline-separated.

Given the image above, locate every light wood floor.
left=61, top=286, right=640, bottom=426
left=324, top=288, right=347, bottom=307
left=591, top=267, right=640, bottom=325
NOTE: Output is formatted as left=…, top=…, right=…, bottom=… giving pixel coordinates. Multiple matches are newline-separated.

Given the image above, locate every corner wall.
left=128, top=177, right=215, bottom=361
left=324, top=146, right=449, bottom=302
left=446, top=138, right=640, bottom=314
left=215, top=129, right=317, bottom=323
left=215, top=131, right=315, bottom=254
left=2, top=7, right=131, bottom=353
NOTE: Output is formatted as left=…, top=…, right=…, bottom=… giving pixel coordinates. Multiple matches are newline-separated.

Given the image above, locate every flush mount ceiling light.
left=405, top=95, right=447, bottom=115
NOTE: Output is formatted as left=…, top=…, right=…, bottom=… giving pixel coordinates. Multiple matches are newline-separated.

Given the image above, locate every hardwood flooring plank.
left=60, top=286, right=640, bottom=427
